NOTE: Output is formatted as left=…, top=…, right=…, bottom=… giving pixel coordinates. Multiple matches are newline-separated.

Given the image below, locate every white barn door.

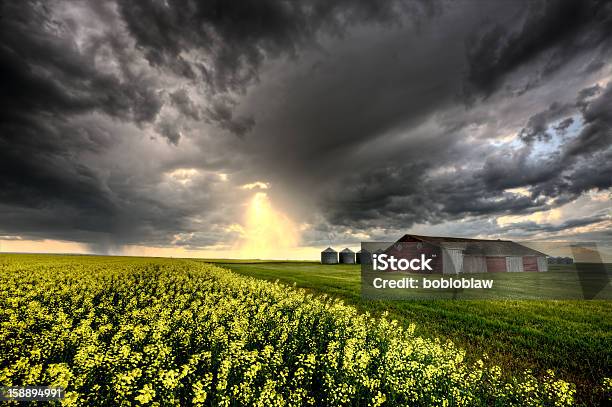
left=506, top=256, right=524, bottom=272
left=443, top=249, right=463, bottom=274
left=537, top=257, right=548, bottom=272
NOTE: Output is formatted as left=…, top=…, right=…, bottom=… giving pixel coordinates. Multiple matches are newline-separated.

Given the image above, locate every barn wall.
left=442, top=249, right=463, bottom=274
left=506, top=256, right=524, bottom=272
left=537, top=256, right=548, bottom=272
left=486, top=256, right=507, bottom=272
left=522, top=256, right=538, bottom=272
left=463, top=256, right=487, bottom=273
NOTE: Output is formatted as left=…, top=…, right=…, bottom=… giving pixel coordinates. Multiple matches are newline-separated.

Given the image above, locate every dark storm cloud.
left=518, top=102, right=573, bottom=143
left=0, top=3, right=162, bottom=125
left=1, top=0, right=610, bottom=252
left=0, top=0, right=165, bottom=218
left=205, top=100, right=255, bottom=138
left=0, top=1, right=207, bottom=250
left=115, top=0, right=438, bottom=135
left=465, top=0, right=612, bottom=96
left=564, top=82, right=612, bottom=158
left=230, top=0, right=611, bottom=242
left=170, top=89, right=201, bottom=120
left=117, top=0, right=437, bottom=93
left=554, top=118, right=574, bottom=134
left=514, top=82, right=612, bottom=203
left=499, top=214, right=609, bottom=234
left=0, top=0, right=439, bottom=251
left=155, top=118, right=182, bottom=145
left=319, top=76, right=612, bottom=232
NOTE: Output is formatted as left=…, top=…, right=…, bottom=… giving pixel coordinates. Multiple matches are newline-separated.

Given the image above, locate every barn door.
left=537, top=257, right=548, bottom=272
left=443, top=249, right=463, bottom=274
left=506, top=256, right=524, bottom=272
left=522, top=256, right=538, bottom=272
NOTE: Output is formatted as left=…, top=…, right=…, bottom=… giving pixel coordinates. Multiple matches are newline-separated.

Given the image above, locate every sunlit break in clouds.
left=235, top=193, right=300, bottom=259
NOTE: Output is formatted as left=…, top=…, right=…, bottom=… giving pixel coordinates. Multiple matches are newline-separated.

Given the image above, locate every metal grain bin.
left=321, top=247, right=338, bottom=264
left=356, top=249, right=371, bottom=264
left=339, top=248, right=355, bottom=264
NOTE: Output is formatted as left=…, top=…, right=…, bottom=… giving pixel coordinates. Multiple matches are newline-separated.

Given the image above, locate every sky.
left=0, top=0, right=611, bottom=259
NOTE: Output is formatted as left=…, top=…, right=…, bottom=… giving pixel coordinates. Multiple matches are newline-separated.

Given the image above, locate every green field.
left=213, top=260, right=612, bottom=405
left=0, top=254, right=610, bottom=405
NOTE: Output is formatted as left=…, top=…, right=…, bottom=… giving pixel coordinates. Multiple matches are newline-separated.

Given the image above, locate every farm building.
left=320, top=247, right=338, bottom=264
left=386, top=234, right=548, bottom=274
left=339, top=248, right=356, bottom=264
left=356, top=249, right=369, bottom=264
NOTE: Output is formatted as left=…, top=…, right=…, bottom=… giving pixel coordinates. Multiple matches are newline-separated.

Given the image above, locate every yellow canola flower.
left=0, top=254, right=580, bottom=406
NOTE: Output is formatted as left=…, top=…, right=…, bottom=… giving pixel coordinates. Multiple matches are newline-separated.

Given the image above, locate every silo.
left=358, top=249, right=372, bottom=265
left=339, top=248, right=355, bottom=264
left=356, top=249, right=370, bottom=264
left=321, top=247, right=338, bottom=264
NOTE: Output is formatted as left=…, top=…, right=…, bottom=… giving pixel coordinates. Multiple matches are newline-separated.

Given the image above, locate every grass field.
left=213, top=260, right=612, bottom=405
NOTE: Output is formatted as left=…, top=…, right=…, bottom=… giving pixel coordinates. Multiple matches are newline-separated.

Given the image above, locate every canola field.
left=0, top=254, right=607, bottom=406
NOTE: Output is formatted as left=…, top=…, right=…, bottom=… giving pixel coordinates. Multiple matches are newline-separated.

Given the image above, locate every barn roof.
left=396, top=234, right=547, bottom=257
left=460, top=241, right=547, bottom=256
left=321, top=247, right=337, bottom=253
left=398, top=234, right=513, bottom=244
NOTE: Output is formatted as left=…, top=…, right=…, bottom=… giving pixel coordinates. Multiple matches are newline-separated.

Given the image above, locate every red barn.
left=386, top=234, right=548, bottom=274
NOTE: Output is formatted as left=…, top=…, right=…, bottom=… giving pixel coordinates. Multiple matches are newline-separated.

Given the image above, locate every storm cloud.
left=0, top=0, right=610, bottom=253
